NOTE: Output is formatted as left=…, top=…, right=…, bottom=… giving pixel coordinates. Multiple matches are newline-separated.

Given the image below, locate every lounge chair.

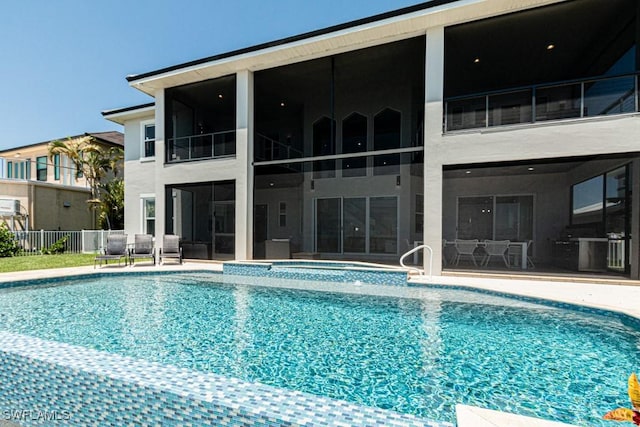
left=94, top=234, right=128, bottom=268
left=129, top=234, right=155, bottom=265
left=159, top=234, right=182, bottom=265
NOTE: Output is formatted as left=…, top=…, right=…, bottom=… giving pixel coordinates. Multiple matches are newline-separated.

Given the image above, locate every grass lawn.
left=0, top=253, right=96, bottom=273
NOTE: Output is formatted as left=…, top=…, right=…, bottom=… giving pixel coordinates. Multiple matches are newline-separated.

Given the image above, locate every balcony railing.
left=444, top=72, right=639, bottom=132
left=166, top=130, right=236, bottom=163
left=254, top=133, right=303, bottom=162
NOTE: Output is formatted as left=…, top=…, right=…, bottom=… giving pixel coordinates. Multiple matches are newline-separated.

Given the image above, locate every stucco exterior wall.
left=0, top=180, right=92, bottom=231
left=122, top=116, right=156, bottom=240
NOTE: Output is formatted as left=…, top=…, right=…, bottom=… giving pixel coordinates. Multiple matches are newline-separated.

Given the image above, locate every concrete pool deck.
left=0, top=261, right=636, bottom=427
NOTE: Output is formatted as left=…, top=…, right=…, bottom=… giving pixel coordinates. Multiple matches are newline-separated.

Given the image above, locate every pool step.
left=223, top=262, right=409, bottom=286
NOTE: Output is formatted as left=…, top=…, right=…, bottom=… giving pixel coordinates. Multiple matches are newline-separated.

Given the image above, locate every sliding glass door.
left=314, top=196, right=398, bottom=254
left=343, top=198, right=366, bottom=253
left=457, top=195, right=533, bottom=241
left=315, top=198, right=341, bottom=253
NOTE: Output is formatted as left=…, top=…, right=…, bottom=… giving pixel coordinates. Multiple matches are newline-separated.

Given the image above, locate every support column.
left=424, top=26, right=445, bottom=276
left=630, top=159, right=639, bottom=279
left=235, top=70, right=254, bottom=260
left=154, top=89, right=166, bottom=244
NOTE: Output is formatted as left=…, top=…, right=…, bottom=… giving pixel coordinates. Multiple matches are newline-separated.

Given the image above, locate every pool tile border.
left=223, top=261, right=409, bottom=286
left=0, top=330, right=451, bottom=427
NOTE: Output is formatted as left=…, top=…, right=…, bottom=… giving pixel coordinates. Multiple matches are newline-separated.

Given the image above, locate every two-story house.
left=104, top=0, right=640, bottom=279
left=0, top=131, right=124, bottom=231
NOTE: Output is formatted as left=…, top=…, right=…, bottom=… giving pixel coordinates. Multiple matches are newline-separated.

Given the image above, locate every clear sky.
left=0, top=0, right=424, bottom=150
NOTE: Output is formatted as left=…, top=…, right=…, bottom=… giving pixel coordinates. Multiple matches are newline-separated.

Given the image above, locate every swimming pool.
left=0, top=272, right=638, bottom=426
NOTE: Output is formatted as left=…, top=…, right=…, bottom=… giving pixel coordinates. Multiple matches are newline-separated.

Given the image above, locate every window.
left=36, top=156, right=47, bottom=181
left=572, top=175, right=604, bottom=225
left=313, top=117, right=336, bottom=178
left=415, top=194, right=424, bottom=234
left=279, top=202, right=287, bottom=227
left=76, top=155, right=83, bottom=178
left=142, top=121, right=156, bottom=158
left=571, top=164, right=631, bottom=232
left=7, top=162, right=12, bottom=178
left=373, top=109, right=401, bottom=175
left=341, top=113, right=367, bottom=177
left=142, top=198, right=156, bottom=236
left=53, top=154, right=60, bottom=180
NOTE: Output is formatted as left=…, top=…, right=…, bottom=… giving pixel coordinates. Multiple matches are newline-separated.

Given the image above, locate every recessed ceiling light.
left=473, top=58, right=480, bottom=63
left=280, top=102, right=285, bottom=107
left=465, top=170, right=471, bottom=174
left=269, top=182, right=274, bottom=187
left=218, top=94, right=223, bottom=99
left=528, top=167, right=535, bottom=171
left=546, top=44, right=555, bottom=50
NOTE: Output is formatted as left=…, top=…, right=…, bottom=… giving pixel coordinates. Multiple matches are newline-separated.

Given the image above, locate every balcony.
left=445, top=72, right=639, bottom=132
left=166, top=130, right=236, bottom=163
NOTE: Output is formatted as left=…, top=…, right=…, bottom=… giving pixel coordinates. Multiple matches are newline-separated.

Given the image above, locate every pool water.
left=0, top=273, right=638, bottom=426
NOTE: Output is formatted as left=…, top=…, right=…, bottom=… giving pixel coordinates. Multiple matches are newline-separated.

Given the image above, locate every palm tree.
left=48, top=136, right=124, bottom=228
left=99, top=178, right=124, bottom=229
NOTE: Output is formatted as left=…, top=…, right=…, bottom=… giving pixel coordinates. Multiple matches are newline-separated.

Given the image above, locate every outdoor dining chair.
left=453, top=239, right=479, bottom=266
left=482, top=239, right=510, bottom=267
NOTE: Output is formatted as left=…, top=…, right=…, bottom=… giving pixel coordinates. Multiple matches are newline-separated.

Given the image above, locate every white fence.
left=11, top=230, right=125, bottom=255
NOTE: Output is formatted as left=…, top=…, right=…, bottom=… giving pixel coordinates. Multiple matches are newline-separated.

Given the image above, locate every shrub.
left=42, top=236, right=69, bottom=255
left=0, top=223, right=20, bottom=257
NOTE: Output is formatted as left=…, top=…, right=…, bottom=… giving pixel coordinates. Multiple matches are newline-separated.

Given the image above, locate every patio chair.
left=453, top=239, right=479, bottom=266
left=129, top=234, right=155, bottom=266
left=94, top=234, right=128, bottom=268
left=482, top=239, right=510, bottom=267
left=159, top=234, right=182, bottom=265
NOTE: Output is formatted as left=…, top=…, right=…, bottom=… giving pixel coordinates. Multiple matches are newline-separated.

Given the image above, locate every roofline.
left=101, top=102, right=155, bottom=117
left=126, top=0, right=459, bottom=83
left=0, top=132, right=123, bottom=154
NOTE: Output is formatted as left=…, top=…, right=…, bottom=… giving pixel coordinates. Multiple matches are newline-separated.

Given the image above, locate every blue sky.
left=0, top=0, right=423, bottom=150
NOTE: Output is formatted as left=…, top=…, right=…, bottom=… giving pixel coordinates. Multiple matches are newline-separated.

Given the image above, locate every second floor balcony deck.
left=444, top=72, right=639, bottom=133
left=166, top=130, right=236, bottom=163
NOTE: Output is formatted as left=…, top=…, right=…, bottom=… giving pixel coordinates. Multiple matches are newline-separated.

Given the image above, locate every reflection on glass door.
left=457, top=196, right=493, bottom=240
left=315, top=198, right=341, bottom=253
left=457, top=195, right=533, bottom=241
left=605, top=165, right=630, bottom=272
left=369, top=197, right=398, bottom=254
left=343, top=198, right=366, bottom=253
left=495, top=196, right=533, bottom=241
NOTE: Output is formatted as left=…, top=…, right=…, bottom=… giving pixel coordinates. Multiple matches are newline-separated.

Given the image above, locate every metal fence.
left=11, top=230, right=125, bottom=255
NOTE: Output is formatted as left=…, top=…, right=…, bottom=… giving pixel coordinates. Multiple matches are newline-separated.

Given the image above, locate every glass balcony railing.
left=166, top=130, right=236, bottom=163
left=445, top=72, right=639, bottom=132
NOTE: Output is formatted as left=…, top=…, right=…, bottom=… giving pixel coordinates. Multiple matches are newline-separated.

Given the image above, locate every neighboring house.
left=104, top=0, right=640, bottom=279
left=0, top=131, right=124, bottom=231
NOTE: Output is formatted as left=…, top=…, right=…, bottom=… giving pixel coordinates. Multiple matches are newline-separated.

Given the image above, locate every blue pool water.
left=0, top=273, right=638, bottom=426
